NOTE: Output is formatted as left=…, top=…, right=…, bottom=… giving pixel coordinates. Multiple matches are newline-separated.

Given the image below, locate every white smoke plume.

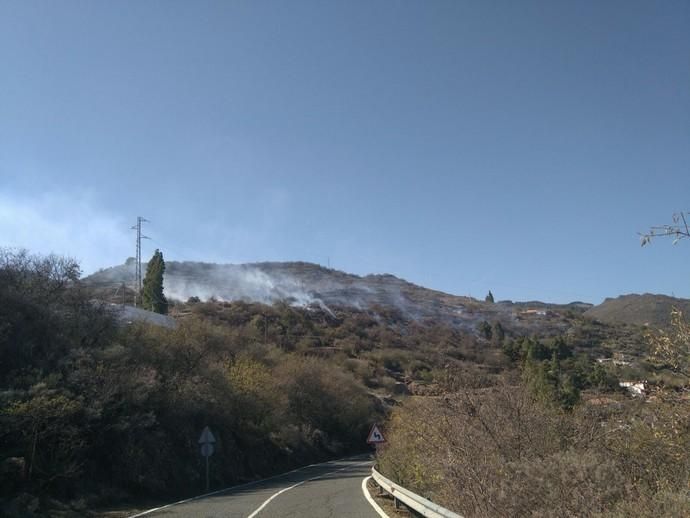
left=162, top=262, right=335, bottom=314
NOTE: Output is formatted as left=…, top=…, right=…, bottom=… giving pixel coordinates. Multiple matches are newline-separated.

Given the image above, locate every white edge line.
left=362, top=475, right=390, bottom=518
left=126, top=455, right=369, bottom=518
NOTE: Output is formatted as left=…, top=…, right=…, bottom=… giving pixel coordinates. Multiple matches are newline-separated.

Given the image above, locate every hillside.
left=85, top=260, right=591, bottom=337
left=585, top=293, right=690, bottom=328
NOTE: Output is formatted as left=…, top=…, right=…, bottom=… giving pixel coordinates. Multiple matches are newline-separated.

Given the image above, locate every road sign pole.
left=199, top=426, right=216, bottom=493
left=205, top=454, right=209, bottom=492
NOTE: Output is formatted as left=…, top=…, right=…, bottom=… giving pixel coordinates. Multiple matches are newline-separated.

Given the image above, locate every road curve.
left=132, top=455, right=380, bottom=518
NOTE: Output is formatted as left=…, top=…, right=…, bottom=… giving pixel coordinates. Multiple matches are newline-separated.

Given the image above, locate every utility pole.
left=131, top=216, right=150, bottom=307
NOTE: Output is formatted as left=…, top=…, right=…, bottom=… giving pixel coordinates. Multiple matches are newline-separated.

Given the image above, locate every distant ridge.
left=584, top=293, right=690, bottom=328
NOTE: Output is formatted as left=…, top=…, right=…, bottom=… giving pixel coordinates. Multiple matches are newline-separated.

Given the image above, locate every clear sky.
left=1, top=0, right=689, bottom=304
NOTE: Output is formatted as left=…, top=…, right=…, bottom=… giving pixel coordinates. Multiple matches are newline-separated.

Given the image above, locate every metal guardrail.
left=371, top=467, right=464, bottom=518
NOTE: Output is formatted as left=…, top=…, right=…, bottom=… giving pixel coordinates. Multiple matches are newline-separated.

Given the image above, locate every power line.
left=131, top=216, right=150, bottom=307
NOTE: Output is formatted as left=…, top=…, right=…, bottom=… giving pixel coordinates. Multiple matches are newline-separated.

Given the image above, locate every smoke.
left=158, top=262, right=436, bottom=322
left=91, top=259, right=489, bottom=326
left=163, top=262, right=335, bottom=314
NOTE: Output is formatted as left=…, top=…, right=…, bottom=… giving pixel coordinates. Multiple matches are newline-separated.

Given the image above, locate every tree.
left=141, top=249, right=168, bottom=314
left=485, top=290, right=495, bottom=303
left=552, top=336, right=573, bottom=360
left=523, top=350, right=580, bottom=410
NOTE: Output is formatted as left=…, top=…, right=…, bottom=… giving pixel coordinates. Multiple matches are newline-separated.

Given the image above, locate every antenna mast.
left=131, top=216, right=150, bottom=307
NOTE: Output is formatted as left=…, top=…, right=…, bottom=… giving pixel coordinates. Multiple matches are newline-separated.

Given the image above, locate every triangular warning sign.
left=366, top=424, right=386, bottom=444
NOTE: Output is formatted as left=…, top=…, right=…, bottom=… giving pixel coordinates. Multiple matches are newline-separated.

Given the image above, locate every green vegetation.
left=485, top=290, right=494, bottom=303
left=502, top=336, right=619, bottom=409
left=141, top=249, right=168, bottom=314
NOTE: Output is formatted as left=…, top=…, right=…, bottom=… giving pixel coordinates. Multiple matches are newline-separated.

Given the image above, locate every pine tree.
left=141, top=249, right=168, bottom=314
left=485, top=290, right=494, bottom=303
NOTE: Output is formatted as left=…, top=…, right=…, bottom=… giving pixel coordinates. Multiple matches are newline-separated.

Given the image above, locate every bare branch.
left=640, top=211, right=690, bottom=246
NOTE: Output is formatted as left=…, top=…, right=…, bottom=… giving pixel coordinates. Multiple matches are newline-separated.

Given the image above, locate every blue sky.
left=1, top=0, right=689, bottom=304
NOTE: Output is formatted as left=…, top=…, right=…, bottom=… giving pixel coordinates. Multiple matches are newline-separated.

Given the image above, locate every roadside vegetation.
left=377, top=334, right=690, bottom=517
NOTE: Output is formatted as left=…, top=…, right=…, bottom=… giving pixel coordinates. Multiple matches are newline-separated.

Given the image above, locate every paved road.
left=135, top=455, right=380, bottom=518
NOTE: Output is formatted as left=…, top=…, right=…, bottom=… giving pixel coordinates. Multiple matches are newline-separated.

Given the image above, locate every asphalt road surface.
left=133, top=455, right=381, bottom=518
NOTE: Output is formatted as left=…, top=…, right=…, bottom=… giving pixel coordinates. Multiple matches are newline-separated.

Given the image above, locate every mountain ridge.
left=584, top=293, right=690, bottom=328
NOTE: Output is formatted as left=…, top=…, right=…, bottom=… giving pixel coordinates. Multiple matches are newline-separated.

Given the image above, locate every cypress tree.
left=141, top=249, right=168, bottom=314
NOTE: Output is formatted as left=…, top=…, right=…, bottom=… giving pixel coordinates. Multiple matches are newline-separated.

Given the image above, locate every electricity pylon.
left=131, top=216, right=150, bottom=307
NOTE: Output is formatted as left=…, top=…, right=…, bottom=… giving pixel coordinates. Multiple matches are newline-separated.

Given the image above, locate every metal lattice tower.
left=131, top=216, right=150, bottom=306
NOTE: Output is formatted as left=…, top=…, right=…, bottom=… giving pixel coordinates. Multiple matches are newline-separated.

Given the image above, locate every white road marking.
left=127, top=456, right=365, bottom=518
left=246, top=480, right=306, bottom=518
left=246, top=460, right=372, bottom=517
left=361, top=475, right=389, bottom=518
